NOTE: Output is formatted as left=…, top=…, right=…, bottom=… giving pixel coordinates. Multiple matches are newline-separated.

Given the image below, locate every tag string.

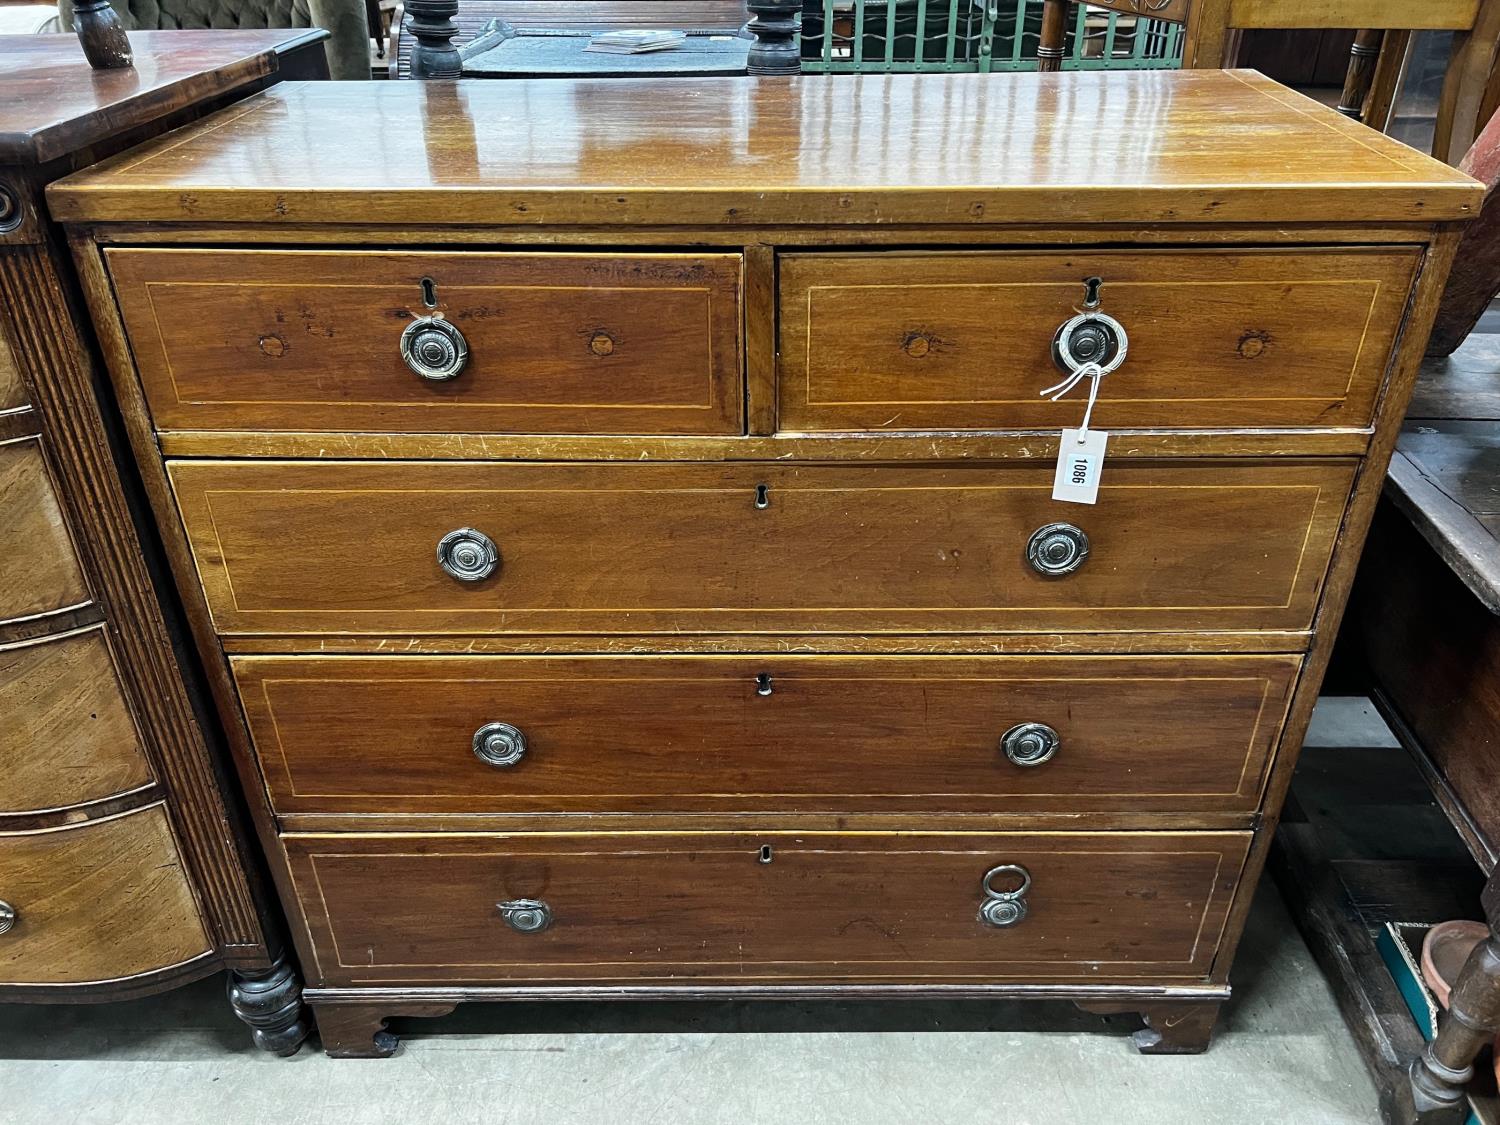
left=1039, top=360, right=1104, bottom=442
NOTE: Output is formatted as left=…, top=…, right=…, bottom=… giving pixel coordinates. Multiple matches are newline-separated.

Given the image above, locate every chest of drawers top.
left=48, top=69, right=1479, bottom=228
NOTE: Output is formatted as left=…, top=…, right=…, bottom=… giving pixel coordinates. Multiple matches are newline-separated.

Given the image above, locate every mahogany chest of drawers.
left=51, top=70, right=1480, bottom=1057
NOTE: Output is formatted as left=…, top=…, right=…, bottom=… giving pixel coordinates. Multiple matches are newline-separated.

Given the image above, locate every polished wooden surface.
left=1225, top=0, right=1479, bottom=29
left=0, top=627, right=152, bottom=817
left=46, top=71, right=1481, bottom=227
left=0, top=804, right=210, bottom=985
left=0, top=438, right=90, bottom=624
left=108, top=249, right=744, bottom=436
left=0, top=30, right=327, bottom=165
left=169, top=459, right=1353, bottom=637
left=780, top=248, right=1418, bottom=433
left=55, top=64, right=1475, bottom=1054
left=233, top=653, right=1297, bottom=818
left=284, top=831, right=1249, bottom=986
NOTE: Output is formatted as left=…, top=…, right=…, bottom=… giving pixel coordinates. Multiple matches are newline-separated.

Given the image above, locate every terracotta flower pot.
left=1421, top=920, right=1500, bottom=1093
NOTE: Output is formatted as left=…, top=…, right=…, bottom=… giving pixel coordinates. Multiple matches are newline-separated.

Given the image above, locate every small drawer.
left=284, top=830, right=1250, bottom=985
left=236, top=653, right=1299, bottom=818
left=0, top=437, right=90, bottom=624
left=106, top=248, right=744, bottom=436
left=0, top=627, right=153, bottom=815
left=170, top=459, right=1353, bottom=636
left=0, top=805, right=210, bottom=985
left=777, top=247, right=1419, bottom=433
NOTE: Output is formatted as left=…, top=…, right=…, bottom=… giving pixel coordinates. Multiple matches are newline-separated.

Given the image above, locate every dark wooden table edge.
left=0, top=29, right=329, bottom=166
left=1385, top=447, right=1500, bottom=614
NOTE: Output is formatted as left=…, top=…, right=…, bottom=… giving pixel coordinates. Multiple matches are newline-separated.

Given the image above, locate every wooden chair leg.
left=1434, top=1, right=1500, bottom=163
left=1037, top=0, right=1069, bottom=73
left=1404, top=872, right=1500, bottom=1122
left=1337, top=29, right=1386, bottom=121
left=1363, top=29, right=1414, bottom=134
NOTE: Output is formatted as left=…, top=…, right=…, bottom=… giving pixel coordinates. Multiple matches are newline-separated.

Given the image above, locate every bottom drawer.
left=0, top=804, right=211, bottom=985
left=286, top=831, right=1250, bottom=986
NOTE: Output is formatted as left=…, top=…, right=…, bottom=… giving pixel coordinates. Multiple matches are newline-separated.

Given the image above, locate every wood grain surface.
left=0, top=437, right=90, bottom=624
left=0, top=626, right=152, bottom=816
left=168, top=458, right=1355, bottom=637
left=0, top=804, right=210, bottom=985
left=45, top=71, right=1482, bottom=227
left=108, top=249, right=744, bottom=436
left=284, top=830, right=1250, bottom=986
left=779, top=247, right=1418, bottom=433
left=232, top=652, right=1299, bottom=817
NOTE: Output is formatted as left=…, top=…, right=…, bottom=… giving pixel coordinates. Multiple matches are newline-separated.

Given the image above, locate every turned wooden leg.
left=1336, top=29, right=1386, bottom=121
left=1405, top=872, right=1500, bottom=1123
left=1076, top=999, right=1223, bottom=1055
left=226, top=955, right=311, bottom=1057
left=312, top=1001, right=457, bottom=1059
left=746, top=0, right=802, bottom=76
left=1037, top=0, right=1069, bottom=73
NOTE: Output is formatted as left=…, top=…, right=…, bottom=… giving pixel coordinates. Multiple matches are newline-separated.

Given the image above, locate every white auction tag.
left=1052, top=428, right=1108, bottom=505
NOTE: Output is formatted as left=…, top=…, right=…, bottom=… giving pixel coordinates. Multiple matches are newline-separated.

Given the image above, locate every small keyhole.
left=759, top=845, right=774, bottom=864
left=420, top=277, right=438, bottom=309
left=1082, top=276, right=1103, bottom=309
left=756, top=672, right=773, bottom=696
left=754, top=484, right=770, bottom=510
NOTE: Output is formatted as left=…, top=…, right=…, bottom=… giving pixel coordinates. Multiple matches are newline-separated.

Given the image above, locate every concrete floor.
left=1, top=702, right=1387, bottom=1124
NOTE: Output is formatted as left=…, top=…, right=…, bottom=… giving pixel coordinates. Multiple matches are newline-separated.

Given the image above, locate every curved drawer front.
left=235, top=653, right=1299, bottom=817
left=171, top=459, right=1354, bottom=636
left=0, top=805, right=210, bottom=985
left=106, top=248, right=744, bottom=436
left=779, top=247, right=1419, bottom=433
left=285, top=831, right=1250, bottom=986
left=0, top=438, right=90, bottom=624
left=0, top=627, right=153, bottom=815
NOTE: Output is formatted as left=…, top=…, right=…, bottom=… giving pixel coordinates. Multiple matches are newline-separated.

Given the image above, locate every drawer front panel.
left=0, top=628, right=153, bottom=815
left=0, top=437, right=90, bottom=624
left=236, top=653, right=1299, bottom=817
left=106, top=249, right=744, bottom=435
left=0, top=805, right=210, bottom=985
left=778, top=248, right=1419, bottom=433
left=171, top=459, right=1353, bottom=636
left=286, top=832, right=1249, bottom=985
left=0, top=330, right=27, bottom=413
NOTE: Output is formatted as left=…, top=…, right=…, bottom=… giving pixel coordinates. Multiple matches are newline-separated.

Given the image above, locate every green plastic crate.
left=800, top=0, right=1183, bottom=73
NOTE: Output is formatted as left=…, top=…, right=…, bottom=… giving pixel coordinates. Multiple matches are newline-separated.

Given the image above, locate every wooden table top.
left=0, top=29, right=327, bottom=166
left=49, top=68, right=1482, bottom=226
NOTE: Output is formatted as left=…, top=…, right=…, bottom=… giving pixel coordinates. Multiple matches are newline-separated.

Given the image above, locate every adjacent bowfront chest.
left=51, top=70, right=1480, bottom=1057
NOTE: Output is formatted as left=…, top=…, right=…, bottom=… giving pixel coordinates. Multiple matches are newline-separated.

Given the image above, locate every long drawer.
left=236, top=653, right=1299, bottom=817
left=284, top=831, right=1250, bottom=985
left=106, top=248, right=745, bottom=436
left=778, top=247, right=1419, bottom=433
left=169, top=459, right=1353, bottom=636
left=0, top=805, right=210, bottom=985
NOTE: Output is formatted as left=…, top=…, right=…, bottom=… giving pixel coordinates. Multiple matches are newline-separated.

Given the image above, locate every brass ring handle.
left=1026, top=523, right=1089, bottom=577
left=437, top=527, right=499, bottom=582
left=473, top=721, right=527, bottom=768
left=401, top=316, right=468, bottom=382
left=497, top=899, right=552, bottom=933
left=1051, top=310, right=1128, bottom=377
left=979, top=864, right=1031, bottom=929
left=1001, top=722, right=1059, bottom=767
left=0, top=900, right=15, bottom=936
